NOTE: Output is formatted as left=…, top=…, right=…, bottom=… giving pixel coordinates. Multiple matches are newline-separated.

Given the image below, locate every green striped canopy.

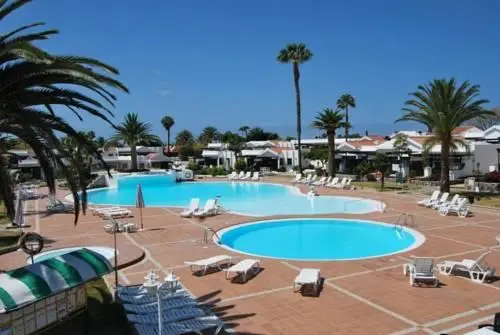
left=0, top=248, right=112, bottom=313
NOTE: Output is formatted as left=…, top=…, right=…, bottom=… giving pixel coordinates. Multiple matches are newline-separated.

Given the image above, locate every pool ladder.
left=202, top=227, right=220, bottom=246
left=394, top=213, right=414, bottom=229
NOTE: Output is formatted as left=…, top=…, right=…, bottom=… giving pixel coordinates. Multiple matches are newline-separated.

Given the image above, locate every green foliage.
left=175, top=130, right=195, bottom=146
left=198, top=126, right=220, bottom=144
left=186, top=162, right=198, bottom=172
left=234, top=159, right=247, bottom=171
left=336, top=93, right=356, bottom=139
left=246, top=127, right=280, bottom=141
left=200, top=166, right=226, bottom=176
left=305, top=148, right=328, bottom=161
left=397, top=78, right=492, bottom=192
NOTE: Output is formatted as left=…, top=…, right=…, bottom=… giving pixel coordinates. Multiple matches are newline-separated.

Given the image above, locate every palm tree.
left=161, top=115, right=175, bottom=153
left=199, top=126, right=219, bottom=144
left=277, top=43, right=313, bottom=174
left=336, top=94, right=356, bottom=140
left=0, top=0, right=128, bottom=222
left=393, top=133, right=410, bottom=180
left=108, top=113, right=161, bottom=171
left=397, top=78, right=492, bottom=192
left=372, top=153, right=391, bottom=190
left=238, top=126, right=250, bottom=138
left=311, top=109, right=349, bottom=176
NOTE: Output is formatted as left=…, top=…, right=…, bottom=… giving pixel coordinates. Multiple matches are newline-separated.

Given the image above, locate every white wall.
left=473, top=142, right=500, bottom=173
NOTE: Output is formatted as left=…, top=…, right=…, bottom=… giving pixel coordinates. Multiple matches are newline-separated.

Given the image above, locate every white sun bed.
left=299, top=174, right=312, bottom=184
left=437, top=251, right=496, bottom=283
left=251, top=171, right=260, bottom=181
left=91, top=206, right=122, bottom=215
left=433, top=193, right=459, bottom=209
left=193, top=199, right=217, bottom=217
left=184, top=255, right=232, bottom=275
left=227, top=171, right=237, bottom=180
left=180, top=198, right=200, bottom=217
left=239, top=171, right=251, bottom=180
left=224, top=259, right=260, bottom=282
left=102, top=208, right=132, bottom=219
left=427, top=192, right=449, bottom=208
left=294, top=268, right=321, bottom=295
left=403, top=257, right=438, bottom=287
left=439, top=197, right=470, bottom=217
left=333, top=178, right=347, bottom=189
left=312, top=176, right=327, bottom=186
left=234, top=171, right=245, bottom=180
left=104, top=221, right=137, bottom=233
left=291, top=174, right=302, bottom=184
left=326, top=177, right=339, bottom=188
left=417, top=190, right=440, bottom=207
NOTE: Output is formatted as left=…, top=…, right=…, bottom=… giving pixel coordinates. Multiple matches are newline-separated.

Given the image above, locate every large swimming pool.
left=86, top=175, right=383, bottom=216
left=217, top=218, right=424, bottom=261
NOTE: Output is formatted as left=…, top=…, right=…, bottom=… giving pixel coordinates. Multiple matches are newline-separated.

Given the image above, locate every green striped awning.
left=0, top=248, right=112, bottom=313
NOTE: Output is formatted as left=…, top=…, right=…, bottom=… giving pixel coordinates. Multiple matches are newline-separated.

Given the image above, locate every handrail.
left=406, top=214, right=415, bottom=227
left=394, top=212, right=415, bottom=229
left=203, top=227, right=221, bottom=245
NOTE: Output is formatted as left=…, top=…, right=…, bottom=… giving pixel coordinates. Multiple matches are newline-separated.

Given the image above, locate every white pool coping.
left=79, top=179, right=385, bottom=217
left=215, top=218, right=426, bottom=262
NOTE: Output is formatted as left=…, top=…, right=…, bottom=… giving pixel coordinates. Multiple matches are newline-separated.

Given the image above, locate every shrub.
left=277, top=166, right=287, bottom=173
left=186, top=162, right=198, bottom=172
left=315, top=168, right=325, bottom=177
left=483, top=171, right=500, bottom=183
left=234, top=159, right=247, bottom=172
left=18, top=172, right=33, bottom=183
left=365, top=173, right=377, bottom=182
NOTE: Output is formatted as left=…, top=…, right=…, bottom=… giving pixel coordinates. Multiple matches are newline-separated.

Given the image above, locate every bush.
left=17, top=172, right=33, bottom=183
left=483, top=171, right=500, bottom=183
left=277, top=166, right=287, bottom=173
left=234, top=159, right=247, bottom=172
left=186, top=162, right=198, bottom=172
left=365, top=173, right=377, bottom=182
left=199, top=166, right=226, bottom=176
left=315, top=168, right=325, bottom=177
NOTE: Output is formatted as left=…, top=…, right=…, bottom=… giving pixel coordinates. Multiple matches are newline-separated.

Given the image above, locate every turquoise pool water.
left=218, top=219, right=424, bottom=261
left=86, top=175, right=383, bottom=216
left=30, top=247, right=115, bottom=264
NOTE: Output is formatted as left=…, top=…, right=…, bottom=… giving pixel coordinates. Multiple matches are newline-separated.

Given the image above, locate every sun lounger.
left=240, top=171, right=252, bottom=180
left=180, top=198, right=200, bottom=217
left=193, top=199, right=217, bottom=217
left=433, top=194, right=459, bottom=209
left=417, top=190, right=440, bottom=207
left=123, top=298, right=197, bottom=314
left=233, top=171, right=244, bottom=180
left=322, top=176, right=332, bottom=186
left=102, top=208, right=132, bottom=219
left=306, top=175, right=318, bottom=185
left=294, top=268, right=321, bottom=295
left=326, top=177, right=339, bottom=188
left=91, top=206, right=122, bottom=215
left=224, top=259, right=260, bottom=282
left=427, top=192, right=449, bottom=208
left=496, top=236, right=500, bottom=245
left=104, top=221, right=137, bottom=233
left=477, top=312, right=500, bottom=333
left=127, top=306, right=205, bottom=324
left=403, top=257, right=439, bottom=287
left=333, top=178, right=347, bottom=189
left=251, top=172, right=260, bottom=181
left=299, top=174, right=312, bottom=184
left=133, top=316, right=224, bottom=335
left=437, top=251, right=496, bottom=283
left=184, top=255, right=232, bottom=275
left=439, top=197, right=470, bottom=217
left=291, top=174, right=302, bottom=184
left=312, top=176, right=327, bottom=186
left=47, top=199, right=74, bottom=213
left=342, top=178, right=352, bottom=190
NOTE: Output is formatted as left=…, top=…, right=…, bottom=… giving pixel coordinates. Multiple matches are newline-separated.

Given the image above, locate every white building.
left=201, top=143, right=236, bottom=170
left=240, top=140, right=298, bottom=171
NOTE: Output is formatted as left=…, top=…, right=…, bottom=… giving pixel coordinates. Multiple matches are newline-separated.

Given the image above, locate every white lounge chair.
left=133, top=316, right=224, bottom=335
left=224, top=259, right=260, bottom=282
left=294, top=268, right=321, bottom=295
left=312, top=176, right=327, bottom=186
left=127, top=307, right=205, bottom=324
left=437, top=251, right=496, bottom=283
left=180, top=198, right=200, bottom=217
left=322, top=176, right=332, bottom=186
left=184, top=255, right=232, bottom=275
left=326, top=177, right=339, bottom=188
left=102, top=208, right=132, bottom=219
left=439, top=197, right=470, bottom=217
left=227, top=172, right=237, bottom=180
left=433, top=193, right=459, bottom=209
left=91, top=206, right=122, bottom=215
left=240, top=171, right=251, bottom=180
left=496, top=236, right=500, bottom=245
left=417, top=191, right=440, bottom=207
left=104, top=221, right=137, bottom=233
left=333, top=178, right=347, bottom=189
left=291, top=174, right=302, bottom=184
left=342, top=178, right=352, bottom=190
left=427, top=192, right=449, bottom=208
left=234, top=171, right=245, bottom=180
left=47, top=199, right=74, bottom=213
left=251, top=172, right=260, bottom=181
left=193, top=199, right=217, bottom=217
left=403, top=257, right=439, bottom=287
left=299, top=174, right=312, bottom=184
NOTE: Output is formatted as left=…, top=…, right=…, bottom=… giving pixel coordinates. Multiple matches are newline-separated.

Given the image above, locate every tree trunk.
left=380, top=172, right=385, bottom=190
left=293, top=63, right=303, bottom=174
left=327, top=131, right=336, bottom=176
left=440, top=138, right=450, bottom=192
left=167, top=129, right=170, bottom=153
left=131, top=144, right=138, bottom=171
left=345, top=106, right=349, bottom=140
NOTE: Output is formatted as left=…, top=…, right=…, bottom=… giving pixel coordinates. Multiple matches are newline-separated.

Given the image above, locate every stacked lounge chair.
left=180, top=198, right=200, bottom=217
left=291, top=174, right=302, bottom=184
left=437, top=251, right=496, bottom=283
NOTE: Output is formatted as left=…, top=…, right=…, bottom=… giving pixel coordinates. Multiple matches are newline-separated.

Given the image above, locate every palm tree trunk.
left=167, top=129, right=170, bottom=154
left=327, top=132, right=336, bottom=176
left=131, top=144, right=138, bottom=171
left=345, top=106, right=349, bottom=140
left=293, top=63, right=302, bottom=174
left=380, top=172, right=385, bottom=190
left=440, top=139, right=450, bottom=192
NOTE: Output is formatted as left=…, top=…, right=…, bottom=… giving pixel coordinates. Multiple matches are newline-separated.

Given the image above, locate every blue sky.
left=8, top=0, right=500, bottom=140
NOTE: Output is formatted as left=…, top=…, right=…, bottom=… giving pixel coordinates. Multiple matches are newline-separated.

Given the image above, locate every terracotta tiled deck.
left=2, top=176, right=500, bottom=334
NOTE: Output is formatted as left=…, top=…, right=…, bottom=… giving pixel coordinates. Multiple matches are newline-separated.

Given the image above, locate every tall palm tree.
left=277, top=43, right=313, bottom=174
left=0, top=0, right=128, bottom=222
left=311, top=109, right=349, bottom=176
left=108, top=113, right=161, bottom=171
left=336, top=94, right=356, bottom=140
left=397, top=78, right=492, bottom=192
left=161, top=115, right=175, bottom=153
left=238, top=125, right=250, bottom=138
left=199, top=126, right=219, bottom=144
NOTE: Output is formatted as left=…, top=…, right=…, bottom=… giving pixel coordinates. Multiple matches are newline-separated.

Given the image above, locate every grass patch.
left=353, top=181, right=423, bottom=192
left=473, top=196, right=500, bottom=208
left=49, top=279, right=133, bottom=335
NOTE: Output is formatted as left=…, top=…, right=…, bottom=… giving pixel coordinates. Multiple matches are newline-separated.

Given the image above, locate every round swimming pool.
left=86, top=175, right=383, bottom=216
left=217, top=218, right=424, bottom=261
left=30, top=246, right=116, bottom=264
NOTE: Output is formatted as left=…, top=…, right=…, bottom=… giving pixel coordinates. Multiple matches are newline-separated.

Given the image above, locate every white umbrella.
left=14, top=191, right=24, bottom=228
left=136, top=184, right=145, bottom=230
